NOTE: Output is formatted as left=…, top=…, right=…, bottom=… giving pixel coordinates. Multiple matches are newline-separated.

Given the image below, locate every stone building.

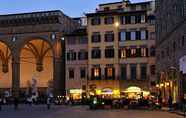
left=65, top=27, right=88, bottom=100
left=156, top=0, right=186, bottom=103
left=0, top=10, right=79, bottom=96
left=86, top=0, right=156, bottom=99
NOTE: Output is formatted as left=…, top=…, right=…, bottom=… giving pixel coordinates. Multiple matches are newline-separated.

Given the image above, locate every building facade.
left=86, top=0, right=156, bottom=99
left=156, top=0, right=186, bottom=103
left=0, top=10, right=79, bottom=96
left=65, top=27, right=88, bottom=100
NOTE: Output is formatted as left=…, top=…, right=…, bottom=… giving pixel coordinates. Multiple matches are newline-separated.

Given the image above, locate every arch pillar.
left=53, top=39, right=65, bottom=96
left=12, top=51, right=20, bottom=97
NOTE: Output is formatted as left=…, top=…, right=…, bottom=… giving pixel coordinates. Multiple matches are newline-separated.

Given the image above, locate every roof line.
left=0, top=10, right=62, bottom=17
left=99, top=1, right=152, bottom=6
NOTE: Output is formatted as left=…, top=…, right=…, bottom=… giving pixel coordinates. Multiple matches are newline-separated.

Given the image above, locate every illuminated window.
left=105, top=67, right=115, bottom=79
left=107, top=68, right=113, bottom=77
left=120, top=49, right=126, bottom=58
left=91, top=67, right=101, bottom=80
left=141, top=48, right=147, bottom=57
left=131, top=48, right=136, bottom=57
left=94, top=68, right=100, bottom=77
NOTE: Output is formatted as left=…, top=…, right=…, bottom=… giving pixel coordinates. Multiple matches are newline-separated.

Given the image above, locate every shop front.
left=68, top=89, right=84, bottom=100
left=121, top=86, right=150, bottom=99
left=93, top=88, right=120, bottom=99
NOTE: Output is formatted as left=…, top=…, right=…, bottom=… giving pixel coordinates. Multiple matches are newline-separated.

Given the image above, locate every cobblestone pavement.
left=0, top=105, right=183, bottom=118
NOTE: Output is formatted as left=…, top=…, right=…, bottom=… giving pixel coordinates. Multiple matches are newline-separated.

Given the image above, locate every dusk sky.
left=0, top=0, right=149, bottom=17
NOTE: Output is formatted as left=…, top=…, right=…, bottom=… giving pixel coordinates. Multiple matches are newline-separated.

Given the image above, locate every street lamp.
left=114, top=22, right=120, bottom=28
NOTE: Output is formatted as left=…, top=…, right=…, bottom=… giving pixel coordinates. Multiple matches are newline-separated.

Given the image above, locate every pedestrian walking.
left=14, top=97, right=19, bottom=110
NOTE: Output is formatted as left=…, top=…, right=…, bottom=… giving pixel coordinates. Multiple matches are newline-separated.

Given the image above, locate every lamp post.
left=114, top=21, right=120, bottom=96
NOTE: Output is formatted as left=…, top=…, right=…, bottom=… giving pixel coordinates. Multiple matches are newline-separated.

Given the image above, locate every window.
left=141, top=30, right=147, bottom=40
left=141, top=64, right=147, bottom=80
left=78, top=51, right=88, bottom=60
left=91, top=32, right=101, bottom=43
left=150, top=47, right=156, bottom=57
left=67, top=51, right=76, bottom=61
left=79, top=36, right=88, bottom=44
left=173, top=42, right=176, bottom=51
left=131, top=31, right=136, bottom=40
left=105, top=31, right=114, bottom=42
left=67, top=37, right=76, bottom=45
left=121, top=65, right=127, bottom=80
left=117, top=5, right=122, bottom=9
left=141, top=4, right=147, bottom=10
left=135, top=15, right=141, bottom=23
left=104, top=7, right=110, bottom=11
left=91, top=17, right=101, bottom=25
left=120, top=49, right=127, bottom=59
left=126, top=32, right=131, bottom=40
left=131, top=16, right=136, bottom=24
left=150, top=65, right=156, bottom=75
left=130, top=64, right=136, bottom=80
left=91, top=67, right=101, bottom=80
left=126, top=49, right=131, bottom=57
left=105, top=67, right=115, bottom=79
left=130, top=6, right=136, bottom=11
left=141, top=48, right=148, bottom=57
left=119, top=31, right=126, bottom=41
left=136, top=48, right=141, bottom=57
left=120, top=16, right=125, bottom=24
left=136, top=31, right=141, bottom=40
left=166, top=47, right=169, bottom=57
left=125, top=16, right=131, bottom=24
left=161, top=51, right=164, bottom=59
left=105, top=48, right=114, bottom=58
left=150, top=32, right=155, bottom=40
left=104, top=17, right=114, bottom=24
left=80, top=68, right=86, bottom=78
left=182, top=36, right=185, bottom=47
left=92, top=48, right=101, bottom=59
left=69, top=69, right=74, bottom=79
left=141, top=15, right=146, bottom=23
left=131, top=48, right=136, bottom=57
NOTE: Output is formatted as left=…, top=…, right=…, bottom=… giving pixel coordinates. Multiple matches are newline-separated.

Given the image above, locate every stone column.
left=12, top=54, right=20, bottom=97
left=53, top=38, right=65, bottom=96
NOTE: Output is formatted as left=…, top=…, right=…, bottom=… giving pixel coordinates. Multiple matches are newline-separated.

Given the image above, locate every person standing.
left=0, top=97, right=2, bottom=111
left=168, top=95, right=173, bottom=111
left=14, top=97, right=19, bottom=110
left=47, top=97, right=51, bottom=110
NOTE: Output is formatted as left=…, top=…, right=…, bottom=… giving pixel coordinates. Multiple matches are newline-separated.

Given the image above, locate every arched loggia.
left=0, top=41, right=12, bottom=89
left=20, top=39, right=54, bottom=91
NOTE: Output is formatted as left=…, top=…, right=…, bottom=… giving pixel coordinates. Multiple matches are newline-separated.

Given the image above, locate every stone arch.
left=19, top=38, right=54, bottom=90
left=18, top=36, right=54, bottom=56
left=0, top=41, right=12, bottom=89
